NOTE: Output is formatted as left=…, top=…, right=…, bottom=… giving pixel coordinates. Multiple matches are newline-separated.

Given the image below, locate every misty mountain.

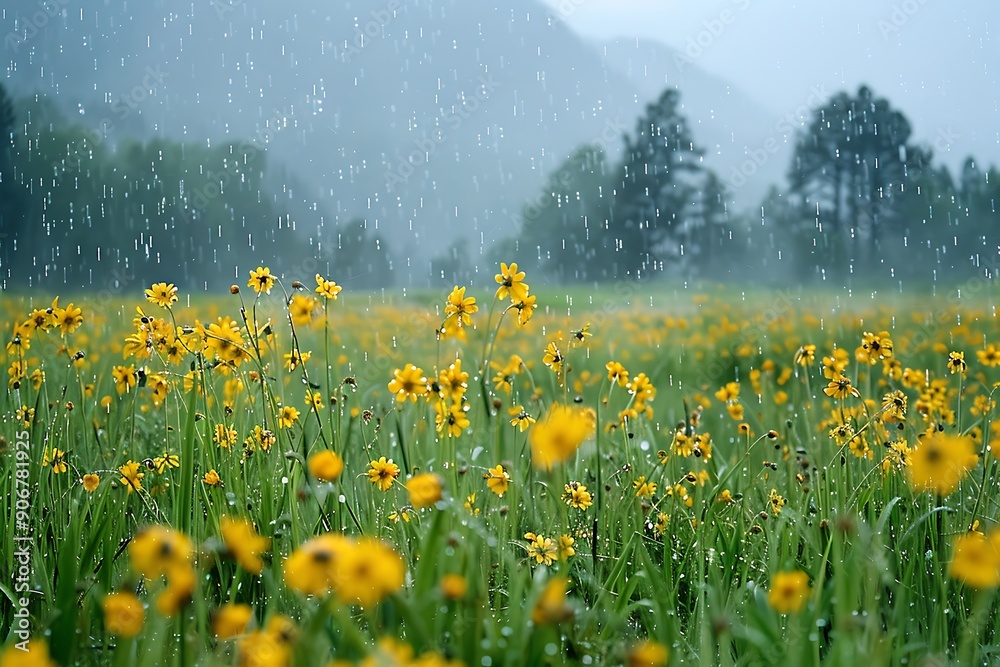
left=2, top=0, right=780, bottom=285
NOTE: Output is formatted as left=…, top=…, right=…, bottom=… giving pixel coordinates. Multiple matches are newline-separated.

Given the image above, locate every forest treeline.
left=484, top=85, right=1000, bottom=286
left=1, top=82, right=997, bottom=289
left=0, top=86, right=391, bottom=290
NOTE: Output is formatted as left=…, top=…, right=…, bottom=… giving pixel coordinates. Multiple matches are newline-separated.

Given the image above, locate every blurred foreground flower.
left=530, top=403, right=594, bottom=470
left=220, top=516, right=270, bottom=575
left=767, top=570, right=810, bottom=614
left=907, top=432, right=978, bottom=497
left=406, top=473, right=443, bottom=509
left=103, top=592, right=145, bottom=637
left=308, top=450, right=344, bottom=482
left=626, top=640, right=670, bottom=667
left=284, top=534, right=404, bottom=607
left=532, top=577, right=573, bottom=625
left=950, top=531, right=1000, bottom=589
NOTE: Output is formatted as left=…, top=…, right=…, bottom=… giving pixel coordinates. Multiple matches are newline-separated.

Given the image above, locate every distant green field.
left=3, top=268, right=1000, bottom=666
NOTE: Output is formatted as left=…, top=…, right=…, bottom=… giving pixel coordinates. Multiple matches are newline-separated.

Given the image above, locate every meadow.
left=2, top=263, right=1000, bottom=666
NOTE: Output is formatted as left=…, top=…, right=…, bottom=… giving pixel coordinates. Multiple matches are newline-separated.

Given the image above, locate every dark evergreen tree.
left=0, top=82, right=24, bottom=278
left=788, top=85, right=921, bottom=276
left=610, top=88, right=703, bottom=278
left=517, top=144, right=612, bottom=282
left=683, top=170, right=730, bottom=275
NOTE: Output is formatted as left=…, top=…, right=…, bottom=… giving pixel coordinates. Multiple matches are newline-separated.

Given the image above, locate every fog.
left=1, top=1, right=997, bottom=290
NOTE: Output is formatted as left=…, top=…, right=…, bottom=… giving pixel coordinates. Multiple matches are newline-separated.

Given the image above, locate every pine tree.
left=610, top=89, right=703, bottom=278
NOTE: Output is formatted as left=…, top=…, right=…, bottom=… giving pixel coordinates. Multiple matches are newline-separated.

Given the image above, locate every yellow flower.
left=283, top=349, right=311, bottom=371
left=305, top=390, right=324, bottom=412
left=908, top=432, right=978, bottom=497
left=103, top=592, right=145, bottom=637
left=82, top=473, right=100, bottom=492
left=204, top=317, right=249, bottom=367
left=562, top=482, right=593, bottom=511
left=118, top=460, right=145, bottom=494
left=334, top=537, right=406, bottom=607
left=214, top=424, right=238, bottom=448
left=42, top=447, right=67, bottom=474
left=288, top=294, right=317, bottom=327
left=145, top=282, right=178, bottom=308
left=858, top=331, right=893, bottom=365
left=129, top=525, right=193, bottom=579
left=628, top=372, right=657, bottom=409
left=513, top=294, right=537, bottom=326
left=494, top=261, right=529, bottom=303
left=768, top=488, right=785, bottom=515
left=112, top=364, right=138, bottom=395
left=626, top=641, right=670, bottom=667
left=823, top=374, right=860, bottom=399
left=558, top=534, right=575, bottom=560
left=977, top=344, right=1000, bottom=368
left=484, top=464, right=510, bottom=497
left=438, top=359, right=470, bottom=402
left=715, top=381, right=739, bottom=402
left=633, top=476, right=657, bottom=498
left=606, top=360, right=629, bottom=387
left=529, top=403, right=594, bottom=470
left=153, top=452, right=180, bottom=474
left=388, top=364, right=428, bottom=402
left=440, top=573, right=468, bottom=600
left=220, top=516, right=270, bottom=575
left=283, top=534, right=404, bottom=607
left=881, top=390, right=907, bottom=423
left=793, top=344, right=816, bottom=367
left=949, top=531, right=1000, bottom=589
left=203, top=469, right=223, bottom=487
left=248, top=266, right=275, bottom=295
left=531, top=577, right=573, bottom=625
left=542, top=341, right=563, bottom=374
left=367, top=457, right=400, bottom=492
left=444, top=285, right=478, bottom=328
left=238, top=615, right=295, bottom=667
left=213, top=603, right=253, bottom=640
left=278, top=405, right=300, bottom=429
left=948, top=351, right=968, bottom=376
left=53, top=302, right=84, bottom=336
left=768, top=570, right=810, bottom=614
left=314, top=274, right=342, bottom=300
left=433, top=399, right=470, bottom=437
left=283, top=534, right=353, bottom=596
left=0, top=640, right=58, bottom=667
left=406, top=473, right=443, bottom=509
left=508, top=405, right=536, bottom=432
left=524, top=532, right=558, bottom=566
left=308, top=450, right=345, bottom=482
left=160, top=565, right=196, bottom=617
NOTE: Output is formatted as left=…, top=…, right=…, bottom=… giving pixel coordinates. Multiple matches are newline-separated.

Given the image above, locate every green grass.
left=2, top=276, right=1000, bottom=666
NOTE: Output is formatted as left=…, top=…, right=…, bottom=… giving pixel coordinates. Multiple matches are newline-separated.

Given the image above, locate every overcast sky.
left=539, top=1, right=1000, bottom=168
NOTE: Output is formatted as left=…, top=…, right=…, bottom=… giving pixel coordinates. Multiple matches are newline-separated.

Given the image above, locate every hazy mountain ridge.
left=3, top=0, right=782, bottom=282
